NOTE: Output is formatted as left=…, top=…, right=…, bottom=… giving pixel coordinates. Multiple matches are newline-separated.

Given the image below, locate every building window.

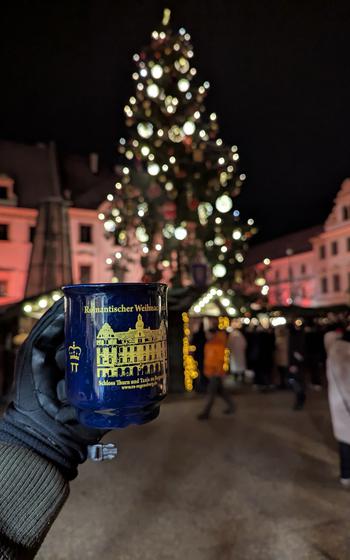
left=275, top=269, right=280, bottom=281
left=321, top=277, right=328, bottom=294
left=79, top=265, right=91, bottom=283
left=331, top=241, right=338, bottom=255
left=0, top=281, right=7, bottom=296
left=343, top=206, right=350, bottom=221
left=0, top=224, right=8, bottom=240
left=333, top=274, right=341, bottom=292
left=29, top=226, right=36, bottom=243
left=319, top=245, right=326, bottom=259
left=0, top=186, right=8, bottom=200
left=301, top=264, right=306, bottom=275
left=288, top=266, right=293, bottom=279
left=79, top=225, right=92, bottom=244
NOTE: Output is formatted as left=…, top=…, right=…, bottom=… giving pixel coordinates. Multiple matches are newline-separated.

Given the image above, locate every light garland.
left=182, top=312, right=199, bottom=391
left=22, top=290, right=63, bottom=318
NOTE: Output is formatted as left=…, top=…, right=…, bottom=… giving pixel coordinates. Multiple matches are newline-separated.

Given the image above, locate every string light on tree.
left=215, top=194, right=233, bottom=213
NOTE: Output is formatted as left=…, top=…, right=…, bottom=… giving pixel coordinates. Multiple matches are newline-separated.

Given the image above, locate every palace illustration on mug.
left=96, top=314, right=167, bottom=379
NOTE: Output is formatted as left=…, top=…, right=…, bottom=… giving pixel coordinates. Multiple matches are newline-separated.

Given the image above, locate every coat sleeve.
left=0, top=443, right=69, bottom=559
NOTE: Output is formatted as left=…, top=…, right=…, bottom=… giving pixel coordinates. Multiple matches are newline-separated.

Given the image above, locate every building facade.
left=0, top=173, right=116, bottom=305
left=248, top=179, right=350, bottom=308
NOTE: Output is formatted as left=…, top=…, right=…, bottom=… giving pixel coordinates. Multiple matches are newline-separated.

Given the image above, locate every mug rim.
left=62, top=282, right=168, bottom=291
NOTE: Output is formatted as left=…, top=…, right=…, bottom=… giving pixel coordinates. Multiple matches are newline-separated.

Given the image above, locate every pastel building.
left=247, top=179, right=350, bottom=308
left=0, top=140, right=122, bottom=306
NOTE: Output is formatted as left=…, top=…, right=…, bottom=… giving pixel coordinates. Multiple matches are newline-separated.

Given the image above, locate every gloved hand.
left=0, top=299, right=108, bottom=480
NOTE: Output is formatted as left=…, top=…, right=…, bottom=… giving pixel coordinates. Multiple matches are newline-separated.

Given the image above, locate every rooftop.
left=245, top=225, right=323, bottom=265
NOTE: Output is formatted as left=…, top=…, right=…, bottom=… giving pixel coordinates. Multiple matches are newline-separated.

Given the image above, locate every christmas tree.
left=102, top=8, right=256, bottom=286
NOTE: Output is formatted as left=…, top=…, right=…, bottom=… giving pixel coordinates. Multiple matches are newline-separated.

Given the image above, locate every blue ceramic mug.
left=62, top=283, right=168, bottom=429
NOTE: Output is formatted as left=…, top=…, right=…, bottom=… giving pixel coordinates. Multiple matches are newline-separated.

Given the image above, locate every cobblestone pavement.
left=37, top=391, right=350, bottom=560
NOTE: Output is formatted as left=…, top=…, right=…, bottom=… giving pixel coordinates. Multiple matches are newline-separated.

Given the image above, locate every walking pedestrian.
left=197, top=327, right=235, bottom=420
left=191, top=320, right=208, bottom=393
left=288, top=324, right=306, bottom=410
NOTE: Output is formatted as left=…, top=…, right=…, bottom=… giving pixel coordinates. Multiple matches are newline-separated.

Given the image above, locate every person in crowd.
left=288, top=323, right=306, bottom=410
left=324, top=323, right=344, bottom=354
left=0, top=300, right=111, bottom=558
left=274, top=325, right=289, bottom=389
left=197, top=327, right=235, bottom=420
left=304, top=322, right=325, bottom=390
left=191, top=320, right=208, bottom=393
left=227, top=322, right=247, bottom=384
left=249, top=326, right=275, bottom=390
left=326, top=330, right=350, bottom=488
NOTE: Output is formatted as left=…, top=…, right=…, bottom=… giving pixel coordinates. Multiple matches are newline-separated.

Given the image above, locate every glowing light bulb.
left=151, top=64, right=163, bottom=79
left=178, top=78, right=190, bottom=92
left=141, top=145, right=150, bottom=156
left=212, top=264, right=226, bottom=278
left=104, top=220, right=116, bottom=233
left=210, top=112, right=217, bottom=121
left=147, top=162, right=160, bottom=176
left=174, top=226, right=187, bottom=240
left=232, top=229, right=242, bottom=240
left=38, top=298, right=48, bottom=309
left=98, top=213, right=105, bottom=220
left=137, top=122, right=154, bottom=139
left=155, top=244, right=162, bottom=251
left=107, top=194, right=114, bottom=201
left=23, top=304, right=32, bottom=313
left=216, top=194, right=233, bottom=213
left=183, top=121, right=196, bottom=135
left=136, top=226, right=149, bottom=242
left=147, top=83, right=160, bottom=98
left=105, top=258, right=113, bottom=265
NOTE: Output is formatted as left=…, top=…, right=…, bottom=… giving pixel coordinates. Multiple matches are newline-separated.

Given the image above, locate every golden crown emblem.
left=68, top=342, right=82, bottom=361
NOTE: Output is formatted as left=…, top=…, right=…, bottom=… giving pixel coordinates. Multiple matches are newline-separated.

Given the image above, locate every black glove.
left=0, top=299, right=108, bottom=480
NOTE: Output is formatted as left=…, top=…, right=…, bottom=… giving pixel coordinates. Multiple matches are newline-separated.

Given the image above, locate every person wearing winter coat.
left=326, top=332, right=350, bottom=487
left=197, top=328, right=235, bottom=420
left=227, top=327, right=247, bottom=383
left=288, top=324, right=306, bottom=410
left=274, top=325, right=289, bottom=389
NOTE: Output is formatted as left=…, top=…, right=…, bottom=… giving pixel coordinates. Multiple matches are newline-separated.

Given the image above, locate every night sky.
left=1, top=0, right=350, bottom=242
